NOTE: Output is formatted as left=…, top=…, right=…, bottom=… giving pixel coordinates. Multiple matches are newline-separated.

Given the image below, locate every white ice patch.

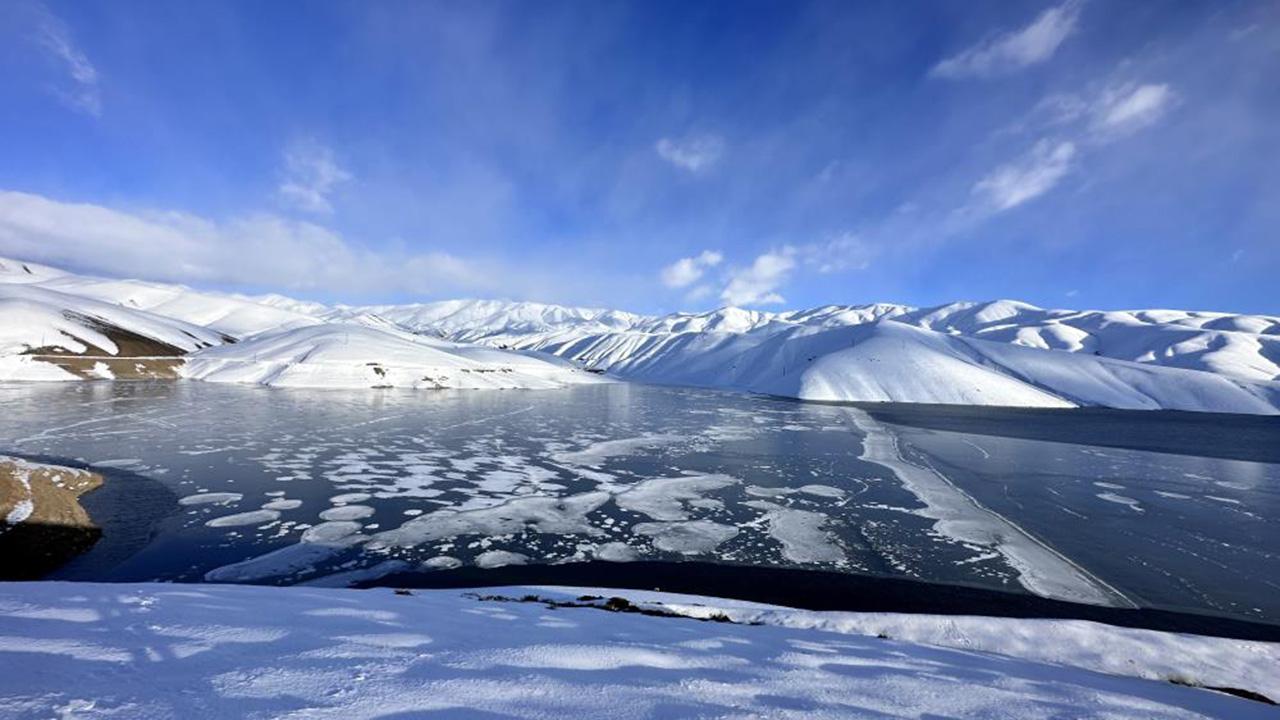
left=1097, top=493, right=1144, bottom=512
left=205, top=509, right=280, bottom=528
left=329, top=492, right=372, bottom=504
left=592, top=542, right=638, bottom=562
left=551, top=433, right=681, bottom=467
left=743, top=500, right=844, bottom=564
left=178, top=492, right=244, bottom=506
left=371, top=492, right=610, bottom=549
left=475, top=550, right=530, bottom=568
left=421, top=556, right=462, bottom=570
left=614, top=474, right=737, bottom=521
left=633, top=520, right=739, bottom=555
left=204, top=521, right=365, bottom=583
left=798, top=484, right=845, bottom=499
left=261, top=499, right=303, bottom=511
left=319, top=505, right=375, bottom=521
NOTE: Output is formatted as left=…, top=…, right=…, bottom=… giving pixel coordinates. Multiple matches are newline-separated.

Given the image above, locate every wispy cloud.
left=932, top=1, right=1081, bottom=79
left=1090, top=83, right=1177, bottom=137
left=966, top=78, right=1177, bottom=216
left=0, top=190, right=492, bottom=297
left=972, top=140, right=1077, bottom=212
left=31, top=3, right=100, bottom=116
left=802, top=232, right=874, bottom=274
left=278, top=139, right=352, bottom=215
left=660, top=249, right=723, bottom=288
left=655, top=135, right=725, bottom=173
left=721, top=248, right=796, bottom=306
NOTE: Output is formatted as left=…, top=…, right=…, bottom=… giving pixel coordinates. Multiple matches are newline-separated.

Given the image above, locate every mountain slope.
left=2, top=256, right=1278, bottom=413
left=182, top=322, right=604, bottom=390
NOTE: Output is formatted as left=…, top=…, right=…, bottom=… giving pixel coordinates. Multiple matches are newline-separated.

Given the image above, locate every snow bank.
left=0, top=582, right=1273, bottom=718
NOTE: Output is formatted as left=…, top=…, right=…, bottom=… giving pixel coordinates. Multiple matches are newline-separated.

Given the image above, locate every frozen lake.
left=2, top=381, right=1277, bottom=623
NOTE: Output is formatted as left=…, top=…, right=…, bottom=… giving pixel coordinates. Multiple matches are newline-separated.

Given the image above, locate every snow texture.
left=0, top=582, right=1274, bottom=719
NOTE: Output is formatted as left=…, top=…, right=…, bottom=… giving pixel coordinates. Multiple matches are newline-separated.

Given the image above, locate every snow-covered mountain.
left=0, top=257, right=601, bottom=390
left=2, top=256, right=1278, bottom=412
left=183, top=322, right=605, bottom=390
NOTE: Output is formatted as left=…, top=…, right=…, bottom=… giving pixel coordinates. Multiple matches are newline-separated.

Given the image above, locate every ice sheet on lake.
left=844, top=409, right=1133, bottom=608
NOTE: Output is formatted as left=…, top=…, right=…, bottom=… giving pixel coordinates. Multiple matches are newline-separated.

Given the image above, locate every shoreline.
left=360, top=560, right=1280, bottom=642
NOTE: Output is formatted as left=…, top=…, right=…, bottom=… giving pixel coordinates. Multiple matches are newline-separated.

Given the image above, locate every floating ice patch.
left=178, top=492, right=244, bottom=506
left=261, top=498, right=303, bottom=511
left=204, top=509, right=280, bottom=528
left=329, top=493, right=372, bottom=504
left=372, top=492, right=610, bottom=548
left=301, top=521, right=365, bottom=545
left=744, top=500, right=844, bottom=564
left=319, top=505, right=375, bottom=521
left=592, top=541, right=638, bottom=562
left=633, top=520, right=739, bottom=555
left=1155, top=491, right=1192, bottom=500
left=614, top=474, right=737, bottom=521
left=475, top=550, right=530, bottom=568
left=798, top=484, right=844, bottom=499
left=551, top=433, right=681, bottom=467
left=745, top=486, right=793, bottom=498
left=421, top=556, right=462, bottom=570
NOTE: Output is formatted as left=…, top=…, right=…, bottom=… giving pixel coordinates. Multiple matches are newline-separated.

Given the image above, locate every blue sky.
left=0, top=0, right=1276, bottom=315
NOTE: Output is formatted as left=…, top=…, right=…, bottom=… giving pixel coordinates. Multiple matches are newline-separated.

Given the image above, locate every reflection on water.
left=1, top=381, right=1276, bottom=622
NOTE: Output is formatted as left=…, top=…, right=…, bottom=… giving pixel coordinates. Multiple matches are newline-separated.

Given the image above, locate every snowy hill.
left=375, top=298, right=1280, bottom=414
left=0, top=256, right=318, bottom=338
left=182, top=323, right=604, bottom=390
left=0, top=582, right=1274, bottom=718
left=0, top=273, right=231, bottom=380
left=2, top=256, right=1278, bottom=412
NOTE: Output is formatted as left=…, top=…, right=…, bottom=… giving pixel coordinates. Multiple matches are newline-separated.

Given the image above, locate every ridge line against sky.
left=0, top=1, right=1276, bottom=315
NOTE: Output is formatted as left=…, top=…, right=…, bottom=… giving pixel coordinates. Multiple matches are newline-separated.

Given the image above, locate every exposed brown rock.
left=0, top=457, right=105, bottom=579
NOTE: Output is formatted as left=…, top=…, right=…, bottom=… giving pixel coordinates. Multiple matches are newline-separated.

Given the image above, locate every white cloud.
left=278, top=140, right=353, bottom=214
left=0, top=190, right=489, bottom=296
left=32, top=4, right=100, bottom=116
left=932, top=1, right=1081, bottom=79
left=802, top=232, right=874, bottom=274
left=972, top=140, right=1077, bottom=212
left=655, top=135, right=725, bottom=173
left=1091, top=83, right=1176, bottom=136
left=720, top=248, right=796, bottom=306
left=660, top=250, right=723, bottom=288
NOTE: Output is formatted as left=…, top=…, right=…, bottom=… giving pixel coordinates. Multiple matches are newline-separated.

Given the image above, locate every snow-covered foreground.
left=2, top=255, right=1279, bottom=412
left=0, top=582, right=1275, bottom=719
